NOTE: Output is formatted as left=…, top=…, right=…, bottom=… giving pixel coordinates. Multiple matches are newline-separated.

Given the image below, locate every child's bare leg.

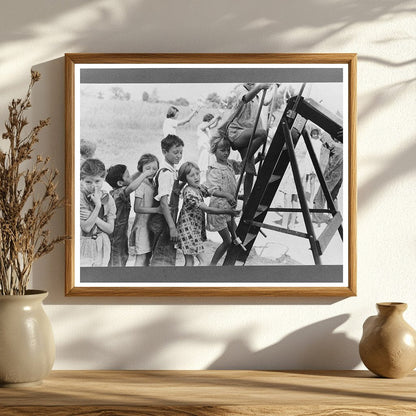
left=210, top=228, right=232, bottom=265
left=288, top=196, right=298, bottom=229
left=243, top=172, right=254, bottom=206
left=184, top=254, right=195, bottom=266
left=282, top=193, right=291, bottom=228
left=227, top=219, right=238, bottom=241
left=309, top=174, right=317, bottom=206
left=134, top=253, right=150, bottom=266
left=196, top=252, right=208, bottom=266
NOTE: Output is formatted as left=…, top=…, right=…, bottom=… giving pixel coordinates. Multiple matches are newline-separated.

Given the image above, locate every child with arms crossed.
left=80, top=159, right=116, bottom=267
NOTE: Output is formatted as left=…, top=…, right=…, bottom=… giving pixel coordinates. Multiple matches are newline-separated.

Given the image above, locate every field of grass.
left=80, top=96, right=225, bottom=173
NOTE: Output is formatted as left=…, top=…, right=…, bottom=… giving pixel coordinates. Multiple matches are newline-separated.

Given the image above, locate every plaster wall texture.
left=0, top=0, right=415, bottom=370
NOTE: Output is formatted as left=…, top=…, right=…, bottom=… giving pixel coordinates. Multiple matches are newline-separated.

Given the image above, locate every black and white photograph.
left=65, top=54, right=356, bottom=295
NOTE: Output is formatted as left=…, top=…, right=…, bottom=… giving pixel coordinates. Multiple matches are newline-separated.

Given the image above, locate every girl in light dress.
left=129, top=154, right=160, bottom=266
left=176, top=161, right=240, bottom=266
left=80, top=159, right=116, bottom=267
left=303, top=128, right=324, bottom=206
left=205, top=136, right=242, bottom=265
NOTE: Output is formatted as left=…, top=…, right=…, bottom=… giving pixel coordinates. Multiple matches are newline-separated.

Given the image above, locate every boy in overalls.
left=149, top=135, right=184, bottom=266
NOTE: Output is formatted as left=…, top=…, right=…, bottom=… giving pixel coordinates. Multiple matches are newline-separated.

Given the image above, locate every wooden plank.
left=317, top=212, right=343, bottom=255
left=268, top=208, right=331, bottom=213
left=0, top=370, right=415, bottom=415
left=65, top=53, right=358, bottom=65
left=282, top=120, right=321, bottom=265
left=64, top=54, right=76, bottom=296
left=299, top=98, right=343, bottom=139
left=348, top=54, right=358, bottom=296
left=63, top=286, right=357, bottom=297
left=248, top=220, right=309, bottom=239
left=2, top=404, right=416, bottom=416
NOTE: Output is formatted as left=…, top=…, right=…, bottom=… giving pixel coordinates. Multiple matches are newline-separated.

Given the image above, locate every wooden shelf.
left=1, top=370, right=415, bottom=415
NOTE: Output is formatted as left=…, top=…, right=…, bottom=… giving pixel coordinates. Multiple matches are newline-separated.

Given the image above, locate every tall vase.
left=0, top=290, right=55, bottom=387
left=359, top=302, right=416, bottom=378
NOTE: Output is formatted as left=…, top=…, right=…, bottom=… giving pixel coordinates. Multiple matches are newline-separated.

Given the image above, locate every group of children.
left=80, top=132, right=241, bottom=268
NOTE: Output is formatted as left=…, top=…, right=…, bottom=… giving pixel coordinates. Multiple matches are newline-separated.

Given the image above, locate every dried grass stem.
left=0, top=71, right=66, bottom=295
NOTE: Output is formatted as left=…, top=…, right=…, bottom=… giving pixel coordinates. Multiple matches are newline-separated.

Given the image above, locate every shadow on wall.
left=0, top=0, right=413, bottom=52
left=356, top=74, right=416, bottom=210
left=359, top=139, right=416, bottom=209
left=54, top=311, right=214, bottom=369
left=0, top=0, right=414, bottom=96
left=30, top=57, right=67, bottom=300
left=207, top=314, right=360, bottom=370
left=53, top=307, right=359, bottom=370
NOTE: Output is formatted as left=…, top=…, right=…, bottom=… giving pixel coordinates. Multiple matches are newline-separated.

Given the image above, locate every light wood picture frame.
left=65, top=53, right=356, bottom=296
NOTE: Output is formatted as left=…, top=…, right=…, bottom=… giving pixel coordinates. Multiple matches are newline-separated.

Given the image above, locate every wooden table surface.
left=1, top=370, right=415, bottom=415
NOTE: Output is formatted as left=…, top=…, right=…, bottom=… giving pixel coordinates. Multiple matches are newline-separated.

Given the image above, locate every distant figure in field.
left=163, top=105, right=199, bottom=137
left=80, top=139, right=97, bottom=164
left=197, top=112, right=222, bottom=182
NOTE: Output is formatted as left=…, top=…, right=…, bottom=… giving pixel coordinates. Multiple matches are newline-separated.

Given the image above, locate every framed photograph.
left=65, top=53, right=356, bottom=296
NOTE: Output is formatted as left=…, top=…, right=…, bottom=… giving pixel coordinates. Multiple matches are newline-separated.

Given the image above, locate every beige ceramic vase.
left=0, top=290, right=55, bottom=387
left=359, top=302, right=416, bottom=378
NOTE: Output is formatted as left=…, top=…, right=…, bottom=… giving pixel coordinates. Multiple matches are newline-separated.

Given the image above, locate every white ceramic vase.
left=0, top=290, right=55, bottom=387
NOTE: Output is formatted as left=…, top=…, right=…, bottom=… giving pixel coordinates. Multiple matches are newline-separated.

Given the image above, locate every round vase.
left=359, top=302, right=416, bottom=378
left=0, top=290, right=55, bottom=387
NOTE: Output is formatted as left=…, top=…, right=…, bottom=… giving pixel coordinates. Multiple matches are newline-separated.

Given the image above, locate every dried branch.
left=0, top=71, right=67, bottom=295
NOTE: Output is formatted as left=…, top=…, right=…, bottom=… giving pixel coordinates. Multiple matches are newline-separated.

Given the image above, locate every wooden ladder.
left=223, top=95, right=344, bottom=266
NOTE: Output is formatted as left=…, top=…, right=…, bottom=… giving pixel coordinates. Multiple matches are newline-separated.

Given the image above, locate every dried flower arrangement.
left=0, top=71, right=65, bottom=295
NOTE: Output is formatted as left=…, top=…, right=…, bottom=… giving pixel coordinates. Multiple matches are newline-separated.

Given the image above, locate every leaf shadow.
left=208, top=314, right=360, bottom=370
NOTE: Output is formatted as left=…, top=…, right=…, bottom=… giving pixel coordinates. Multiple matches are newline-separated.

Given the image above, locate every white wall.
left=1, top=0, right=415, bottom=370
